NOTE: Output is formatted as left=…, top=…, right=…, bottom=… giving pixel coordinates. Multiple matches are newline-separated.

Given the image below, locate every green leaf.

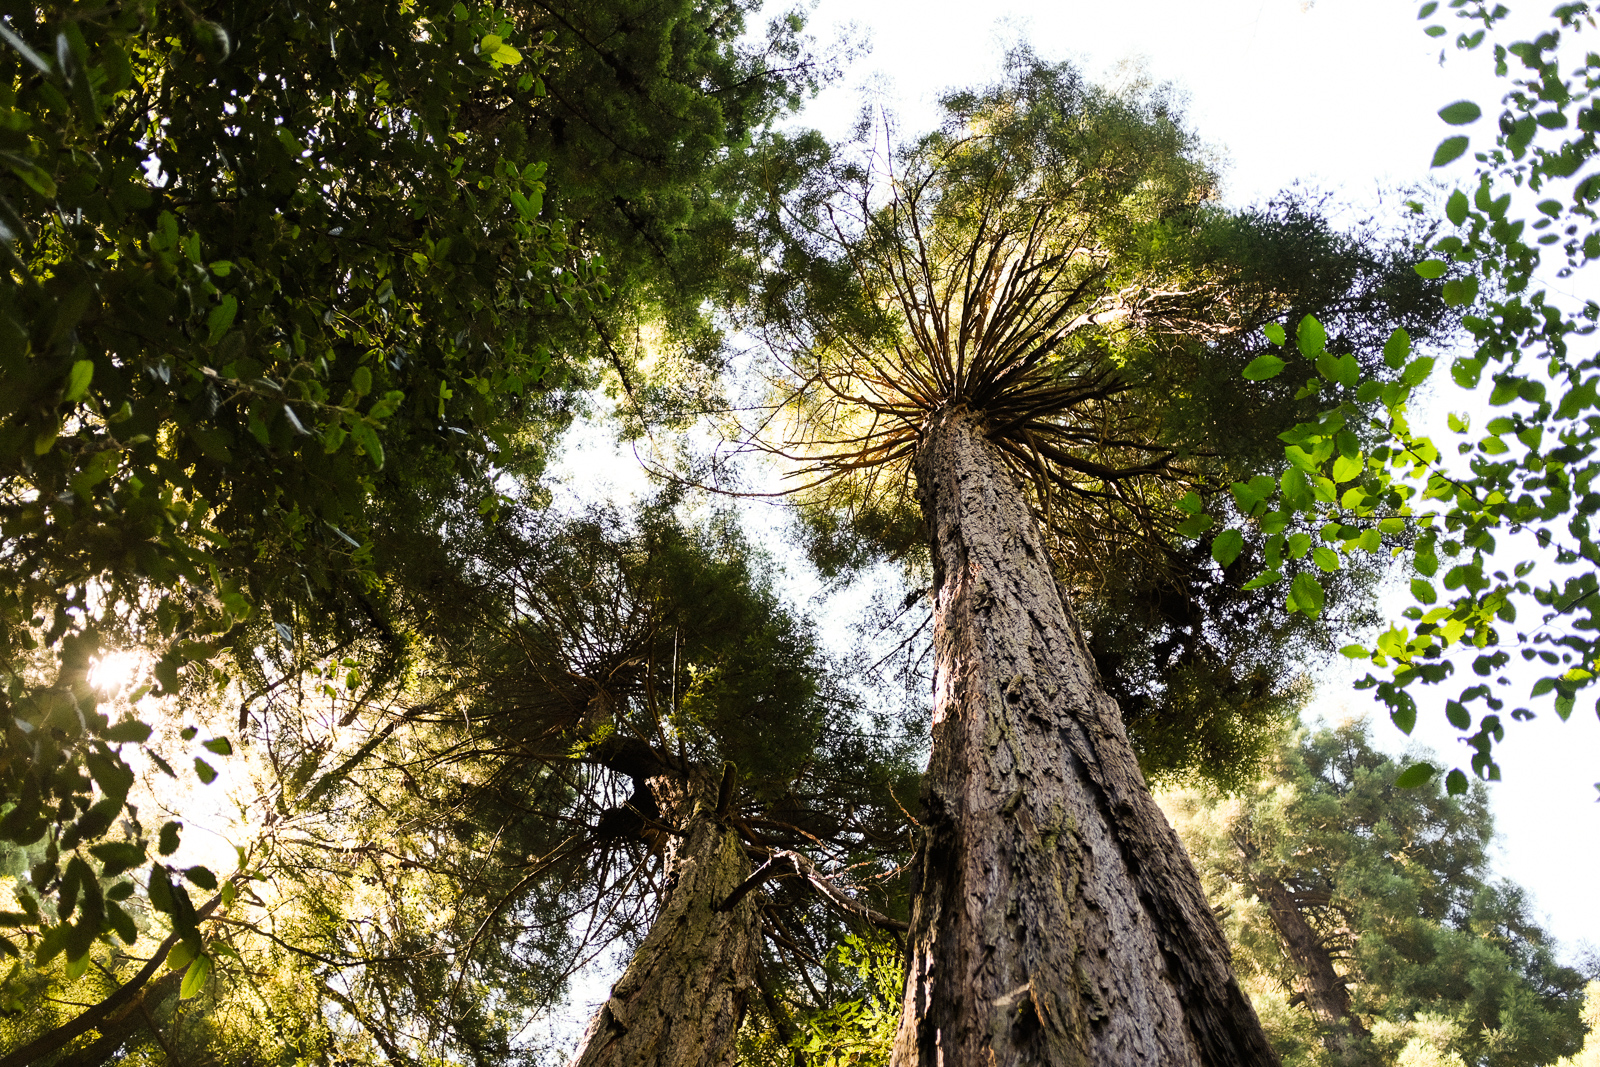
left=202, top=736, right=233, bottom=756
left=1411, top=578, right=1437, bottom=604
left=74, top=796, right=122, bottom=841
left=1331, top=453, right=1363, bottom=483
left=1438, top=100, right=1482, bottom=125
left=184, top=866, right=218, bottom=891
left=206, top=295, right=238, bottom=343
left=1313, top=546, right=1341, bottom=572
left=1242, top=354, right=1285, bottom=380
left=9, top=158, right=56, bottom=200
left=167, top=939, right=196, bottom=971
left=180, top=952, right=213, bottom=999
left=103, top=719, right=152, bottom=744
left=1445, top=189, right=1470, bottom=225
left=1445, top=769, right=1469, bottom=795
left=1446, top=700, right=1470, bottom=729
left=1324, top=353, right=1359, bottom=389
left=348, top=419, right=386, bottom=470
left=1287, top=572, right=1326, bottom=619
left=1231, top=475, right=1276, bottom=516
left=1263, top=323, right=1287, bottom=345
left=1391, top=700, right=1418, bottom=733
left=64, top=360, right=94, bottom=402
left=1211, top=528, right=1245, bottom=567
left=1383, top=328, right=1411, bottom=369
left=1242, top=570, right=1282, bottom=591
left=1340, top=644, right=1370, bottom=659
left=1414, top=259, right=1449, bottom=280
left=1395, top=762, right=1438, bottom=788
left=148, top=865, right=175, bottom=914
left=159, top=821, right=182, bottom=856
left=106, top=900, right=137, bottom=944
left=89, top=842, right=146, bottom=878
left=1297, top=315, right=1327, bottom=357
left=1432, top=136, right=1470, bottom=167
left=1442, top=275, right=1479, bottom=306
left=194, top=758, right=217, bottom=785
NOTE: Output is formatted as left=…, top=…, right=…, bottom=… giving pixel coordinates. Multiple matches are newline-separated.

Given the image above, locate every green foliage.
left=1165, top=721, right=1589, bottom=1067
left=1554, top=982, right=1600, bottom=1067
left=0, top=0, right=825, bottom=981
left=1222, top=2, right=1600, bottom=787
left=741, top=932, right=903, bottom=1067
left=790, top=935, right=903, bottom=1066
left=754, top=51, right=1447, bottom=789
left=0, top=0, right=587, bottom=967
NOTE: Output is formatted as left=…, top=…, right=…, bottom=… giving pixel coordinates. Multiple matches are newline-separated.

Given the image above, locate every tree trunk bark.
left=1251, top=875, right=1368, bottom=1061
left=569, top=782, right=759, bottom=1067
left=890, top=408, right=1280, bottom=1067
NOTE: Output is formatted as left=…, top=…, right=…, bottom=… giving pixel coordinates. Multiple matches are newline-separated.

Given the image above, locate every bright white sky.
left=780, top=0, right=1600, bottom=958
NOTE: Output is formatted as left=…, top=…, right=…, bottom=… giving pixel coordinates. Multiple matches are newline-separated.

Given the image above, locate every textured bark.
left=890, top=408, right=1280, bottom=1067
left=569, top=787, right=759, bottom=1067
left=1252, top=876, right=1368, bottom=1060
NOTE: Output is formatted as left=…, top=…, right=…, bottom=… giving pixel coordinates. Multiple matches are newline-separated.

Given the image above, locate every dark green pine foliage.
left=429, top=498, right=920, bottom=884
left=1165, top=720, right=1589, bottom=1067
left=425, top=502, right=921, bottom=1055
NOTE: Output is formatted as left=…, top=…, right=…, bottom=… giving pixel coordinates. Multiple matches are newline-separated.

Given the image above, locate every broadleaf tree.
left=1202, top=0, right=1600, bottom=792
left=0, top=0, right=823, bottom=987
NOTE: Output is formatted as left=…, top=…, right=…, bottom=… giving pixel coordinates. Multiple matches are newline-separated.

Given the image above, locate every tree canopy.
left=744, top=52, right=1447, bottom=789
left=0, top=0, right=828, bottom=980
left=1207, top=0, right=1600, bottom=793
left=6, top=3, right=1590, bottom=1064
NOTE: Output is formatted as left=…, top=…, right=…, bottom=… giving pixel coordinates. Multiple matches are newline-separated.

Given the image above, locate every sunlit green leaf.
left=1431, top=136, right=1470, bottom=167
left=1211, top=528, right=1244, bottom=567
left=1438, top=100, right=1482, bottom=125
left=1242, top=354, right=1285, bottom=380
left=1394, top=762, right=1438, bottom=788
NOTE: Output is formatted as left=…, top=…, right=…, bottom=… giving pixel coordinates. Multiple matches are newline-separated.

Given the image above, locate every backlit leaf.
left=1394, top=762, right=1438, bottom=788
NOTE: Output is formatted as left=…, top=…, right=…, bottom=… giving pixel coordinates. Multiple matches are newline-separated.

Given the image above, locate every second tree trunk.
left=569, top=781, right=759, bottom=1067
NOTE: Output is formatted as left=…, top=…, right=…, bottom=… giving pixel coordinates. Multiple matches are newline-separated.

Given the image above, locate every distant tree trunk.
left=890, top=408, right=1280, bottom=1067
left=569, top=776, right=759, bottom=1067
left=1250, top=874, right=1369, bottom=1061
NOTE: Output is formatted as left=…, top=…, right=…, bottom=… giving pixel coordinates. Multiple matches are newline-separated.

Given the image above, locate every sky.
left=769, top=0, right=1600, bottom=957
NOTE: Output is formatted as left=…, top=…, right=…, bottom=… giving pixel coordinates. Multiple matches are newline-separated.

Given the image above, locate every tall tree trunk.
left=569, top=779, right=760, bottom=1067
left=890, top=408, right=1280, bottom=1067
left=1250, top=875, right=1369, bottom=1061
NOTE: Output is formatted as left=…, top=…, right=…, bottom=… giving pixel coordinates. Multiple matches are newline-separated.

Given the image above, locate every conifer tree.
left=744, top=51, right=1446, bottom=1066
left=1163, top=721, right=1589, bottom=1067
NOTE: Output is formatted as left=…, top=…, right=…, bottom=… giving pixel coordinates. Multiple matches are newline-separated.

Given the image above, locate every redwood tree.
left=747, top=52, right=1444, bottom=1065
left=1165, top=721, right=1589, bottom=1067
